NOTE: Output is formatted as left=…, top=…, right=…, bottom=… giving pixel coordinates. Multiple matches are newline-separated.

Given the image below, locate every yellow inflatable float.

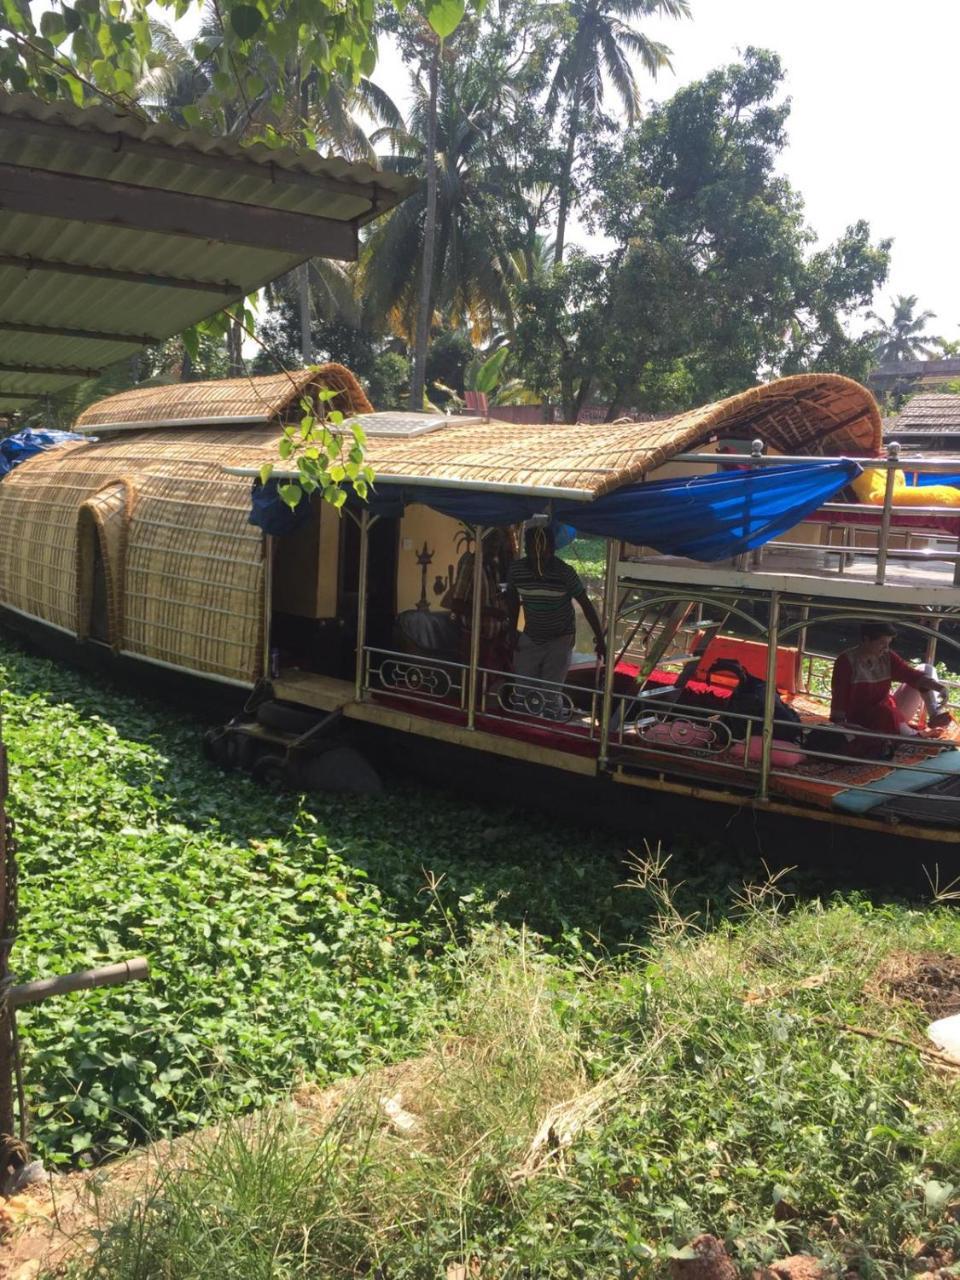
left=851, top=468, right=960, bottom=508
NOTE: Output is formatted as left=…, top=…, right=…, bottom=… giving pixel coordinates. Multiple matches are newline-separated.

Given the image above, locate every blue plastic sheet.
left=907, top=471, right=960, bottom=488
left=248, top=479, right=314, bottom=536
left=0, top=428, right=88, bottom=480
left=557, top=460, right=863, bottom=561
left=363, top=460, right=861, bottom=562
left=257, top=459, right=861, bottom=562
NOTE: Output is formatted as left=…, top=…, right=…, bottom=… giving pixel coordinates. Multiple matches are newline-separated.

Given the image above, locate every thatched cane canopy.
left=350, top=373, right=882, bottom=499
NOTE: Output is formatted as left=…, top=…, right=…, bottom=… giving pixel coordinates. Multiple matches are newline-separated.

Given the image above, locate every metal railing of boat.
left=358, top=638, right=960, bottom=815
left=360, top=645, right=605, bottom=746
left=345, top=477, right=960, bottom=828
left=651, top=441, right=960, bottom=588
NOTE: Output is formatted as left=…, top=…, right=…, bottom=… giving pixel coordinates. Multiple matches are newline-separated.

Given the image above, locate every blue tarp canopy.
left=907, top=471, right=960, bottom=489
left=556, top=460, right=862, bottom=561
left=250, top=459, right=862, bottom=563
left=0, top=428, right=87, bottom=480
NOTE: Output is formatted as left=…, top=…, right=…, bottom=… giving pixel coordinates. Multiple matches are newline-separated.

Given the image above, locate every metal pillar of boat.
left=757, top=590, right=781, bottom=803
left=875, top=441, right=899, bottom=585
left=354, top=508, right=377, bottom=702
left=466, top=526, right=486, bottom=729
left=598, top=538, right=621, bottom=769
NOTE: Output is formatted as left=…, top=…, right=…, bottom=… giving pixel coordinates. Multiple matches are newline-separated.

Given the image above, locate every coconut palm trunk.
left=409, top=39, right=441, bottom=411
left=553, top=59, right=585, bottom=268
left=298, top=263, right=314, bottom=364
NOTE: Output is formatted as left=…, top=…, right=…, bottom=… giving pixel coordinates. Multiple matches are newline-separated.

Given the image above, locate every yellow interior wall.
left=396, top=505, right=466, bottom=614
left=272, top=498, right=341, bottom=618
left=317, top=504, right=340, bottom=616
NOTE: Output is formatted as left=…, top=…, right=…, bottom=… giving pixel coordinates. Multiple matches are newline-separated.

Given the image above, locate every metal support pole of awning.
left=875, top=442, right=900, bottom=585
left=466, top=526, right=486, bottom=729
left=757, top=591, right=781, bottom=803
left=354, top=509, right=378, bottom=702
left=598, top=539, right=621, bottom=770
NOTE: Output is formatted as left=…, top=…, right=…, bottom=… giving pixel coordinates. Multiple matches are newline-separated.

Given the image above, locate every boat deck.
left=271, top=666, right=960, bottom=831
left=624, top=544, right=960, bottom=604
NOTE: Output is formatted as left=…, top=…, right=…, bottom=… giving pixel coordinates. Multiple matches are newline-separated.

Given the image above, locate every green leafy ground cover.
left=0, top=635, right=702, bottom=1166
left=4, top=634, right=960, bottom=1277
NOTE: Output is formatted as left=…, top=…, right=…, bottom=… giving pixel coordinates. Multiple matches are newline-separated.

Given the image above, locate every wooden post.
left=757, top=591, right=781, bottom=803
left=466, top=527, right=486, bottom=729
left=598, top=539, right=621, bottom=769
left=876, top=443, right=899, bottom=585
left=0, top=722, right=149, bottom=1187
left=0, top=736, right=15, bottom=1149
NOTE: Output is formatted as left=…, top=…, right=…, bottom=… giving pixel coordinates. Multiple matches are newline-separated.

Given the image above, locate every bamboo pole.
left=757, top=591, right=781, bottom=803
left=466, top=527, right=486, bottom=729
left=8, top=959, right=149, bottom=1010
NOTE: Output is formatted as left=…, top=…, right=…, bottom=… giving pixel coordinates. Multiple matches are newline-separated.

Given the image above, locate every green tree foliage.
left=868, top=294, right=944, bottom=365
left=254, top=302, right=410, bottom=409
left=514, top=50, right=891, bottom=419
left=545, top=0, right=690, bottom=265
left=0, top=0, right=380, bottom=132
left=361, top=38, right=519, bottom=349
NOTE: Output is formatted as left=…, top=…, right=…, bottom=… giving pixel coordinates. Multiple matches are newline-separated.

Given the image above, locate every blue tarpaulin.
left=249, top=479, right=314, bottom=536
left=251, top=459, right=862, bottom=563
left=556, top=460, right=863, bottom=561
left=0, top=428, right=88, bottom=480
left=908, top=471, right=960, bottom=488
left=369, top=460, right=861, bottom=563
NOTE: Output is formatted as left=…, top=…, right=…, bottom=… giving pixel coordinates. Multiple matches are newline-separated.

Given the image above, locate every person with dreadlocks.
left=505, top=523, right=605, bottom=695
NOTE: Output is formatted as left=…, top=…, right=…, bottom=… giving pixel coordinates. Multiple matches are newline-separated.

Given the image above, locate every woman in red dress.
left=830, top=621, right=948, bottom=741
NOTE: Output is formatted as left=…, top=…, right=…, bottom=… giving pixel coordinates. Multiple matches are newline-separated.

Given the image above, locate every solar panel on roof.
left=344, top=411, right=483, bottom=437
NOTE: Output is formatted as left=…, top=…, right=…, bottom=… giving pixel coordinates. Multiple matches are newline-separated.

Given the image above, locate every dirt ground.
left=868, top=950, right=960, bottom=1022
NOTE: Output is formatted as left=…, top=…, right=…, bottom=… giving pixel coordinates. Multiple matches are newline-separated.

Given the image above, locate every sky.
left=369, top=0, right=960, bottom=342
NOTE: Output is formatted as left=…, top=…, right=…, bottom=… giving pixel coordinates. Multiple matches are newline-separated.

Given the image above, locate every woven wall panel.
left=0, top=432, right=273, bottom=682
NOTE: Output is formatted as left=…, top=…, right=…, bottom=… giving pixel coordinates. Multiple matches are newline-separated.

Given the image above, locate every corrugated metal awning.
left=0, top=92, right=415, bottom=411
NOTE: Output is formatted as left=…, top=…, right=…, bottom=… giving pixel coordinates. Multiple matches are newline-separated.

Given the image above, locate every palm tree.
left=362, top=59, right=519, bottom=356
left=139, top=21, right=400, bottom=366
left=547, top=0, right=690, bottom=266
left=868, top=295, right=944, bottom=365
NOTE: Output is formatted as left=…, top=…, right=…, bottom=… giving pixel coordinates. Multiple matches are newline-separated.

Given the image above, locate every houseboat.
left=2, top=366, right=960, bottom=865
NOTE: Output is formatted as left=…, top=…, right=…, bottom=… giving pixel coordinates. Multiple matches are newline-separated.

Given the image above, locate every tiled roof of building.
left=892, top=395, right=960, bottom=435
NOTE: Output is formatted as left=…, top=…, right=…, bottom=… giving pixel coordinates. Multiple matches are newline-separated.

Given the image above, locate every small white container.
left=927, top=1013, right=960, bottom=1063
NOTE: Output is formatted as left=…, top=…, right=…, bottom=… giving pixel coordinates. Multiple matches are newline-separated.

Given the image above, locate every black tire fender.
left=251, top=753, right=292, bottom=791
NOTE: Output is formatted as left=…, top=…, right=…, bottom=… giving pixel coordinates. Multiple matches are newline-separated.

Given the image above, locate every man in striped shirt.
left=505, top=525, right=605, bottom=690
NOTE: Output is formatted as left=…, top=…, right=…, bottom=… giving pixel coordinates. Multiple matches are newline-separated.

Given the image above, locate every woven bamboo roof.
left=352, top=373, right=882, bottom=498
left=73, top=369, right=881, bottom=502
left=76, top=364, right=373, bottom=430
